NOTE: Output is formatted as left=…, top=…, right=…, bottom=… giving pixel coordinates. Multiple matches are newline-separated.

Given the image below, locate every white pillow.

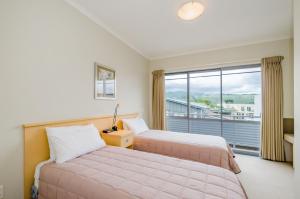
left=46, top=124, right=105, bottom=163
left=122, top=118, right=149, bottom=134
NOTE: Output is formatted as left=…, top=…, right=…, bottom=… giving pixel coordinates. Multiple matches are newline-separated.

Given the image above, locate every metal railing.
left=166, top=115, right=261, bottom=153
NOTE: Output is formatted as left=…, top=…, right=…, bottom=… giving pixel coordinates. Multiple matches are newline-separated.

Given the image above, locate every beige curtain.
left=261, top=56, right=285, bottom=161
left=152, top=70, right=165, bottom=130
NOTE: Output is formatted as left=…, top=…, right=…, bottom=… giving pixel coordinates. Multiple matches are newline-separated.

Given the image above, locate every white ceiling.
left=66, top=0, right=293, bottom=60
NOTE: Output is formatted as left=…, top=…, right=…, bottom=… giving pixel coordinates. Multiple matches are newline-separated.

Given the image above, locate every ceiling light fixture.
left=177, top=1, right=205, bottom=21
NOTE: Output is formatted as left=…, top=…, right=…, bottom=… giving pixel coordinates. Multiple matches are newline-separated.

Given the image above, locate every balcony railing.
left=166, top=115, right=261, bottom=155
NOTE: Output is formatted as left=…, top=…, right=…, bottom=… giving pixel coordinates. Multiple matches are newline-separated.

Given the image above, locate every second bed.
left=123, top=119, right=241, bottom=174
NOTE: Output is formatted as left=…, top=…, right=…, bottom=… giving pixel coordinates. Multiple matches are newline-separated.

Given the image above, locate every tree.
left=225, top=99, right=234, bottom=104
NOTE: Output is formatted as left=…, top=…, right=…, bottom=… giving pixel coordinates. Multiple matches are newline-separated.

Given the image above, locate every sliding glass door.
left=222, top=66, right=261, bottom=152
left=189, top=70, right=222, bottom=136
left=165, top=64, right=261, bottom=154
left=165, top=73, right=188, bottom=133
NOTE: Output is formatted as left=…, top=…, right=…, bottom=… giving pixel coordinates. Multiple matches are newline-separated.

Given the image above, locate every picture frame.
left=94, top=63, right=116, bottom=100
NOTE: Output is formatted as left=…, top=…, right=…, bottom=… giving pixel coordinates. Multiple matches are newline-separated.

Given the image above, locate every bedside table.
left=101, top=130, right=133, bottom=148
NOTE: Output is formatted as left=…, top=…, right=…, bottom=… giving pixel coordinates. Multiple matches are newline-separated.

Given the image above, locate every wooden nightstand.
left=101, top=130, right=133, bottom=148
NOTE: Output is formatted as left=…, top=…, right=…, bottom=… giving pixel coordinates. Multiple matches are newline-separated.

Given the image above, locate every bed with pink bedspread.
left=38, top=146, right=246, bottom=199
left=133, top=130, right=241, bottom=174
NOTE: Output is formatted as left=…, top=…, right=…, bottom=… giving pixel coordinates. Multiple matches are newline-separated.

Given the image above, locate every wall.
left=149, top=39, right=294, bottom=122
left=0, top=0, right=149, bottom=198
left=294, top=0, right=300, bottom=196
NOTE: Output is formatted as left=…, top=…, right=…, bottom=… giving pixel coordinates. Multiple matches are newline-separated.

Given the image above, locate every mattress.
left=38, top=146, right=246, bottom=199
left=133, top=130, right=241, bottom=174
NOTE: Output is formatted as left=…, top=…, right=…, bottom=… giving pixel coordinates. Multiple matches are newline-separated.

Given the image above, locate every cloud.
left=166, top=72, right=261, bottom=94
left=222, top=73, right=261, bottom=94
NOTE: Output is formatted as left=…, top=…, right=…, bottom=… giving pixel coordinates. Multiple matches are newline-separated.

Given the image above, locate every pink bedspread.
left=38, top=146, right=246, bottom=199
left=133, top=130, right=241, bottom=174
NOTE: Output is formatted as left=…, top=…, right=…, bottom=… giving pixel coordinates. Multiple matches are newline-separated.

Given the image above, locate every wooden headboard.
left=23, top=113, right=138, bottom=199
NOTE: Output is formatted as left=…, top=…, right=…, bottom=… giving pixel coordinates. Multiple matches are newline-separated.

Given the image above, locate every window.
left=165, top=73, right=188, bottom=132
left=165, top=64, right=261, bottom=155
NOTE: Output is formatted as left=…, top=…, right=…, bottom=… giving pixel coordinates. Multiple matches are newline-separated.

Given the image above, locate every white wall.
left=150, top=39, right=294, bottom=120
left=294, top=0, right=300, bottom=196
left=0, top=0, right=149, bottom=198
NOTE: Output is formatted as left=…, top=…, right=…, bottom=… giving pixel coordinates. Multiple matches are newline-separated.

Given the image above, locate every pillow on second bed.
left=122, top=118, right=149, bottom=134
left=46, top=124, right=105, bottom=163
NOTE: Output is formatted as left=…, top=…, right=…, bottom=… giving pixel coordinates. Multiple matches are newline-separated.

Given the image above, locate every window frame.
left=165, top=63, right=261, bottom=137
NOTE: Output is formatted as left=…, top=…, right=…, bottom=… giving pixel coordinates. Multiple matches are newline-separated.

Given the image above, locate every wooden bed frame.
left=23, top=113, right=138, bottom=199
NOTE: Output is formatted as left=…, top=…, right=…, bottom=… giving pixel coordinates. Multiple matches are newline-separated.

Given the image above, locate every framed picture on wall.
left=94, top=63, right=116, bottom=100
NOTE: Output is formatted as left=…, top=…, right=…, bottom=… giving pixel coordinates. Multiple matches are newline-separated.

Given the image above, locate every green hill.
left=166, top=91, right=256, bottom=106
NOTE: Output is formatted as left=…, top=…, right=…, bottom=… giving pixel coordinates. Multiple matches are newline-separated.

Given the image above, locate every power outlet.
left=0, top=185, right=3, bottom=199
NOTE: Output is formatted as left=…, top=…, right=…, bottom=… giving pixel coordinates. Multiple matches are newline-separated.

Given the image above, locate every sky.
left=166, top=71, right=261, bottom=95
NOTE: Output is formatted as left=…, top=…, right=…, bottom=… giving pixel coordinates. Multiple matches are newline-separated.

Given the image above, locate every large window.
left=165, top=64, right=261, bottom=155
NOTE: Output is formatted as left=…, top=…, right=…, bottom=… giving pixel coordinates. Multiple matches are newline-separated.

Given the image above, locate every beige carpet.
left=236, top=155, right=295, bottom=199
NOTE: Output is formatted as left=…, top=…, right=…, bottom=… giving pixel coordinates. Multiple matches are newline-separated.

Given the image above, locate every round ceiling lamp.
left=177, top=1, right=205, bottom=21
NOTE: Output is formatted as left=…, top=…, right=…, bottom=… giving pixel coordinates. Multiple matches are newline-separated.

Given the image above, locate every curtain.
left=152, top=70, right=165, bottom=130
left=261, top=56, right=285, bottom=161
